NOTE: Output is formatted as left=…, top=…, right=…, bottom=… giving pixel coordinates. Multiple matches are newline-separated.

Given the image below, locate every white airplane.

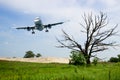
left=16, top=17, right=65, bottom=34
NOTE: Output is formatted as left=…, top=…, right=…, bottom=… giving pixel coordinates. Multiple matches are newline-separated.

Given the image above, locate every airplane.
left=16, top=17, right=66, bottom=34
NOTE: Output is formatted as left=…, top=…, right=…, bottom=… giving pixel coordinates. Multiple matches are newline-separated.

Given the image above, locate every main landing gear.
left=45, top=29, right=49, bottom=32
left=32, top=29, right=35, bottom=34
left=32, top=31, right=35, bottom=34
left=45, top=27, right=49, bottom=32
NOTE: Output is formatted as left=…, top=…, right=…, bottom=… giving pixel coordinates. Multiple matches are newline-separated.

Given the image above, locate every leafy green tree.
left=109, top=57, right=119, bottom=62
left=117, top=54, right=120, bottom=62
left=36, top=53, right=42, bottom=57
left=69, top=50, right=86, bottom=65
left=24, top=51, right=35, bottom=58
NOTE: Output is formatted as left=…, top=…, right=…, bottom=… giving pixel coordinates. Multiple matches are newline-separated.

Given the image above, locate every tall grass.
left=0, top=60, right=120, bottom=80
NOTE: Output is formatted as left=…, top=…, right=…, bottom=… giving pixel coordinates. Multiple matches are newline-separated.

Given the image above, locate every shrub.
left=109, top=57, right=119, bottom=62
left=69, top=50, right=86, bottom=65
left=92, top=57, right=99, bottom=66
left=36, top=53, right=42, bottom=57
left=117, top=54, right=120, bottom=62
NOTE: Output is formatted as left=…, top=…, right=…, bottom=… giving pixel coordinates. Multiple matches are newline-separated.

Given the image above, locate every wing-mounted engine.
left=44, top=24, right=52, bottom=32
left=26, top=27, right=35, bottom=34
left=47, top=24, right=52, bottom=29
left=27, top=27, right=31, bottom=31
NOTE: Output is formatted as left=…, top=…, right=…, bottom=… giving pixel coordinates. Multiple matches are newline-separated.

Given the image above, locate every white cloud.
left=0, top=0, right=96, bottom=33
left=1, top=0, right=119, bottom=41
left=101, top=0, right=118, bottom=7
left=0, top=0, right=93, bottom=16
left=1, top=0, right=119, bottom=21
left=0, top=0, right=120, bottom=58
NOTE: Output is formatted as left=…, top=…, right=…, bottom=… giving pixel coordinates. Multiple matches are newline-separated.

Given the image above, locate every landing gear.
left=32, top=29, right=35, bottom=34
left=32, top=31, right=35, bottom=34
left=45, top=29, right=49, bottom=32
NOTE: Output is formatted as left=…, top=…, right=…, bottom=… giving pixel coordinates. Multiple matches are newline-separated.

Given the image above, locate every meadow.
left=0, top=60, right=120, bottom=80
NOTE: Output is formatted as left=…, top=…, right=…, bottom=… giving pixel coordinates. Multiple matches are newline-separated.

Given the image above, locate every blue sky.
left=0, top=0, right=120, bottom=60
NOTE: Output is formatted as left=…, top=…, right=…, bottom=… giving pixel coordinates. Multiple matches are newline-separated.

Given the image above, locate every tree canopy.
left=24, top=51, right=42, bottom=58
left=24, top=51, right=35, bottom=58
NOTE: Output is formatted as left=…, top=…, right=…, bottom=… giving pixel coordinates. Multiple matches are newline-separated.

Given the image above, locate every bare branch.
left=56, top=12, right=119, bottom=64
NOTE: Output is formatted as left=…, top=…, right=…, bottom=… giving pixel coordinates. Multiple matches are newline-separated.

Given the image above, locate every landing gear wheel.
left=32, top=31, right=35, bottom=34
left=45, top=30, right=49, bottom=32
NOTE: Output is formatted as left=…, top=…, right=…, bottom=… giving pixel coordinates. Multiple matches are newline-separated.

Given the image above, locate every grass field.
left=0, top=60, right=120, bottom=80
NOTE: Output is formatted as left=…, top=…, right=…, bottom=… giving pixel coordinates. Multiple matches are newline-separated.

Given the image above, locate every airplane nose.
left=35, top=17, right=40, bottom=20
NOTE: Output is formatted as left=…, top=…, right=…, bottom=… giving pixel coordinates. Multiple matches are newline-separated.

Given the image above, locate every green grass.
left=0, top=60, right=120, bottom=80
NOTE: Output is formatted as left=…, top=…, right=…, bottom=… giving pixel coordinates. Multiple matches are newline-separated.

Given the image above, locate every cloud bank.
left=0, top=0, right=120, bottom=59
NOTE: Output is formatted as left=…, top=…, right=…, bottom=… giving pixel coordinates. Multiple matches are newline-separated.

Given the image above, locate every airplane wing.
left=44, top=22, right=64, bottom=28
left=16, top=26, right=35, bottom=31
left=16, top=27, right=27, bottom=29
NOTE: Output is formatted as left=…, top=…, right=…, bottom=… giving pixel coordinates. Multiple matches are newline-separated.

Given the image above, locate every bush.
left=36, top=53, right=42, bottom=57
left=69, top=50, right=86, bottom=65
left=109, top=57, right=119, bottom=62
left=117, top=54, right=120, bottom=61
left=24, top=51, right=35, bottom=58
left=92, top=57, right=99, bottom=66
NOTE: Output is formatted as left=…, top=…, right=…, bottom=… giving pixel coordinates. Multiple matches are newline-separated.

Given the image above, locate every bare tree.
left=56, top=12, right=118, bottom=64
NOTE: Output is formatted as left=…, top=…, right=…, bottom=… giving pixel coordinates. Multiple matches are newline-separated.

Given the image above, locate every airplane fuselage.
left=34, top=17, right=44, bottom=31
